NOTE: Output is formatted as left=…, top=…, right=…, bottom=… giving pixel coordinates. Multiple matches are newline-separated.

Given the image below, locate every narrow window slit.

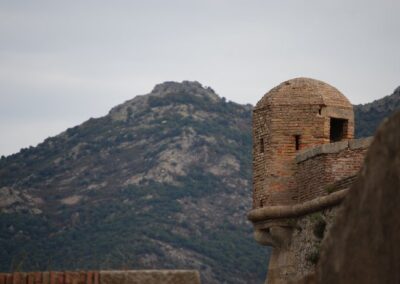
left=260, top=138, right=264, bottom=153
left=295, top=135, right=301, bottom=151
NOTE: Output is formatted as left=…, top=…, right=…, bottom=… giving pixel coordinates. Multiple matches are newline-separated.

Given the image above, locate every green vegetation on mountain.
left=0, top=81, right=265, bottom=284
left=0, top=81, right=398, bottom=283
left=354, top=86, right=400, bottom=138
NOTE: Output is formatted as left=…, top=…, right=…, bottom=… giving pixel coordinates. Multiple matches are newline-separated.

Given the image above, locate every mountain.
left=1, top=80, right=399, bottom=283
left=0, top=81, right=267, bottom=284
left=354, top=86, right=400, bottom=138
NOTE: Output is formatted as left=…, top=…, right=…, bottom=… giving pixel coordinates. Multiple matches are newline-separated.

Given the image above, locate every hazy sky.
left=1, top=0, right=399, bottom=156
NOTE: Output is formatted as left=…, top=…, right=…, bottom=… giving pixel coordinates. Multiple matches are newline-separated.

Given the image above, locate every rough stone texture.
left=315, top=111, right=400, bottom=284
left=265, top=207, right=339, bottom=283
left=0, top=270, right=200, bottom=284
left=249, top=186, right=353, bottom=284
left=253, top=78, right=354, bottom=208
left=290, top=208, right=338, bottom=279
left=253, top=202, right=345, bottom=284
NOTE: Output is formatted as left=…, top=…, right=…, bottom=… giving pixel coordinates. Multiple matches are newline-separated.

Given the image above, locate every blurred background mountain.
left=0, top=81, right=399, bottom=283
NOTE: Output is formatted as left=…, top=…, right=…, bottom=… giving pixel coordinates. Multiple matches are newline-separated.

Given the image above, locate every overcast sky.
left=1, top=0, right=399, bottom=156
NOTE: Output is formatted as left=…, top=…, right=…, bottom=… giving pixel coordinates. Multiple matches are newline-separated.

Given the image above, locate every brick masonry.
left=0, top=271, right=98, bottom=284
left=0, top=270, right=200, bottom=284
left=252, top=78, right=354, bottom=208
left=295, top=139, right=371, bottom=202
left=249, top=78, right=372, bottom=284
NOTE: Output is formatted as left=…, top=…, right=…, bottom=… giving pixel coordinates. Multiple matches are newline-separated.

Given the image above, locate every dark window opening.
left=330, top=118, right=348, bottom=142
left=295, top=135, right=301, bottom=151
left=318, top=105, right=325, bottom=115
left=260, top=138, right=264, bottom=153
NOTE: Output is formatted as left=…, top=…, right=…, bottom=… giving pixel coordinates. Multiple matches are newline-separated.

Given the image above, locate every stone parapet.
left=349, top=136, right=373, bottom=149
left=296, top=137, right=373, bottom=163
left=248, top=189, right=348, bottom=223
left=295, top=137, right=371, bottom=202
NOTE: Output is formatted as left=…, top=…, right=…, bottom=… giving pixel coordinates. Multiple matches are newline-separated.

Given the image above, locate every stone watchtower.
left=252, top=78, right=354, bottom=208
left=248, top=78, right=371, bottom=283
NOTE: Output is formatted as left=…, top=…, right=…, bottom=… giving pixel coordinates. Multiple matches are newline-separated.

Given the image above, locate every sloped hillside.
left=2, top=80, right=398, bottom=283
left=354, top=86, right=400, bottom=137
left=0, top=81, right=268, bottom=284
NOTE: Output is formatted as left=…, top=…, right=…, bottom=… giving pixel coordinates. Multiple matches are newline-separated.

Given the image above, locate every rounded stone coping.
left=295, top=137, right=373, bottom=163
left=248, top=189, right=349, bottom=223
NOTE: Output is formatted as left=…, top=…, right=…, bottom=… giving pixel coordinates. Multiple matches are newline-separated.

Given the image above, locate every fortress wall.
left=255, top=205, right=343, bottom=284
left=296, top=138, right=372, bottom=202
left=0, top=270, right=200, bottom=284
left=279, top=206, right=341, bottom=283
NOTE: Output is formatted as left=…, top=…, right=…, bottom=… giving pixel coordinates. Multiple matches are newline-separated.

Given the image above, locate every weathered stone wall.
left=289, top=207, right=339, bottom=280
left=295, top=138, right=371, bottom=202
left=249, top=186, right=349, bottom=284
left=0, top=270, right=200, bottom=284
left=258, top=205, right=341, bottom=284
left=250, top=189, right=348, bottom=282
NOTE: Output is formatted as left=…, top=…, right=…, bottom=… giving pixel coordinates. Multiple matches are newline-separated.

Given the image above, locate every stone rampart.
left=295, top=137, right=372, bottom=202
left=0, top=270, right=200, bottom=284
left=248, top=189, right=348, bottom=224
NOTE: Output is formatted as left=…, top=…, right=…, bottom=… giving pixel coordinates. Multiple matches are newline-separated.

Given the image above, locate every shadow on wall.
left=299, top=111, right=400, bottom=284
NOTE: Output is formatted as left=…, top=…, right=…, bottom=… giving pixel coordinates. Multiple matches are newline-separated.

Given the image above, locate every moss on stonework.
left=324, top=184, right=337, bottom=194
left=313, top=219, right=326, bottom=239
left=309, top=212, right=327, bottom=239
left=286, top=218, right=299, bottom=228
left=309, top=212, right=323, bottom=223
left=306, top=244, right=321, bottom=265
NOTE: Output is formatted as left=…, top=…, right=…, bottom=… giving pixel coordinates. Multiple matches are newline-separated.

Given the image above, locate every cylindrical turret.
left=252, top=78, right=354, bottom=208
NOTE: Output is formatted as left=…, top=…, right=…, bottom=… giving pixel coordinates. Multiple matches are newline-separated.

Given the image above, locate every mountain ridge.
left=354, top=86, right=400, bottom=137
left=0, top=80, right=399, bottom=283
left=0, top=81, right=265, bottom=284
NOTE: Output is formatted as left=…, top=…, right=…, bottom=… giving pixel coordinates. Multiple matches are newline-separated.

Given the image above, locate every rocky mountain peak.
left=150, top=81, right=220, bottom=103
left=109, top=81, right=224, bottom=121
left=2, top=80, right=398, bottom=283
left=109, top=81, right=221, bottom=122
left=0, top=81, right=261, bottom=284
